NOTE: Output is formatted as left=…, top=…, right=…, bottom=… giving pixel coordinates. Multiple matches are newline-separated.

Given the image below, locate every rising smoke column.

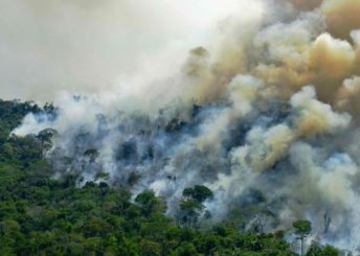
left=11, top=0, right=360, bottom=251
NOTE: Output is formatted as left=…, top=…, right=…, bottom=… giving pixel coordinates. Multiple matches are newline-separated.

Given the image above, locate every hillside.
left=0, top=100, right=339, bottom=255
left=2, top=0, right=360, bottom=255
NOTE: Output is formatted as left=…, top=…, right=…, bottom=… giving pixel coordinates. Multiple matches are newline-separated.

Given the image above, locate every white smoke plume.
left=9, top=0, right=360, bottom=252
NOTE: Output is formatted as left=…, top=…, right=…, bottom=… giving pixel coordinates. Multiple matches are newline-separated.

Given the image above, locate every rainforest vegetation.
left=0, top=99, right=340, bottom=255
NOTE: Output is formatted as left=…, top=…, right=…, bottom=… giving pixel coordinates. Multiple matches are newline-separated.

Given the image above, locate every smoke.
left=10, top=0, right=360, bottom=252
left=0, top=0, right=242, bottom=101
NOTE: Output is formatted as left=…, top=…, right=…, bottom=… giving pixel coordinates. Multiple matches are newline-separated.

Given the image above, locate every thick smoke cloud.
left=10, top=0, right=360, bottom=252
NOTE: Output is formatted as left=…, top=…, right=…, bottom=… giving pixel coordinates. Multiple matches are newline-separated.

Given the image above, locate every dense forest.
left=0, top=99, right=340, bottom=255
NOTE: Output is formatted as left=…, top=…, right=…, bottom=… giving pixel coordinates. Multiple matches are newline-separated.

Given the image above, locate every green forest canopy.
left=0, top=100, right=339, bottom=255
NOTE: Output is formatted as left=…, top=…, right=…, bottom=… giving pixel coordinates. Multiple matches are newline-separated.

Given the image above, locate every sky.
left=0, top=0, right=246, bottom=101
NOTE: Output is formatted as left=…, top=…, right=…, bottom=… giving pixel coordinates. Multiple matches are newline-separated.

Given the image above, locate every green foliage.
left=306, top=242, right=339, bottom=256
left=0, top=99, right=340, bottom=255
left=135, top=190, right=166, bottom=217
left=182, top=185, right=213, bottom=203
left=179, top=185, right=214, bottom=227
left=0, top=148, right=298, bottom=256
left=293, top=220, right=312, bottom=238
left=172, top=242, right=198, bottom=256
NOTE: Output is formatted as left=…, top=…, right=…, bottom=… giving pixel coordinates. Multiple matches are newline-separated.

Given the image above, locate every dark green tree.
left=179, top=185, right=213, bottom=226
left=182, top=185, right=213, bottom=203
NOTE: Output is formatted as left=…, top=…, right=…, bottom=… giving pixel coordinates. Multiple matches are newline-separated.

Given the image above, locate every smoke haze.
left=8, top=0, right=360, bottom=252
left=0, top=0, right=244, bottom=100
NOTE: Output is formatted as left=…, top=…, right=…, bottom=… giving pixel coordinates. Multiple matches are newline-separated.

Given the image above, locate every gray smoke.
left=10, top=0, right=360, bottom=252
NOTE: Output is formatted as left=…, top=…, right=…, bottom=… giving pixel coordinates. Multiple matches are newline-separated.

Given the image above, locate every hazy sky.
left=0, top=0, right=243, bottom=101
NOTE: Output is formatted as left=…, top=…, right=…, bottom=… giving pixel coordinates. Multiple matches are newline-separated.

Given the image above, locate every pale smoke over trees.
left=9, top=0, right=360, bottom=252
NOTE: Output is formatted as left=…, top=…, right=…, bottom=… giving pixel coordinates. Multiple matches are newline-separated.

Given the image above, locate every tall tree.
left=293, top=219, right=311, bottom=256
